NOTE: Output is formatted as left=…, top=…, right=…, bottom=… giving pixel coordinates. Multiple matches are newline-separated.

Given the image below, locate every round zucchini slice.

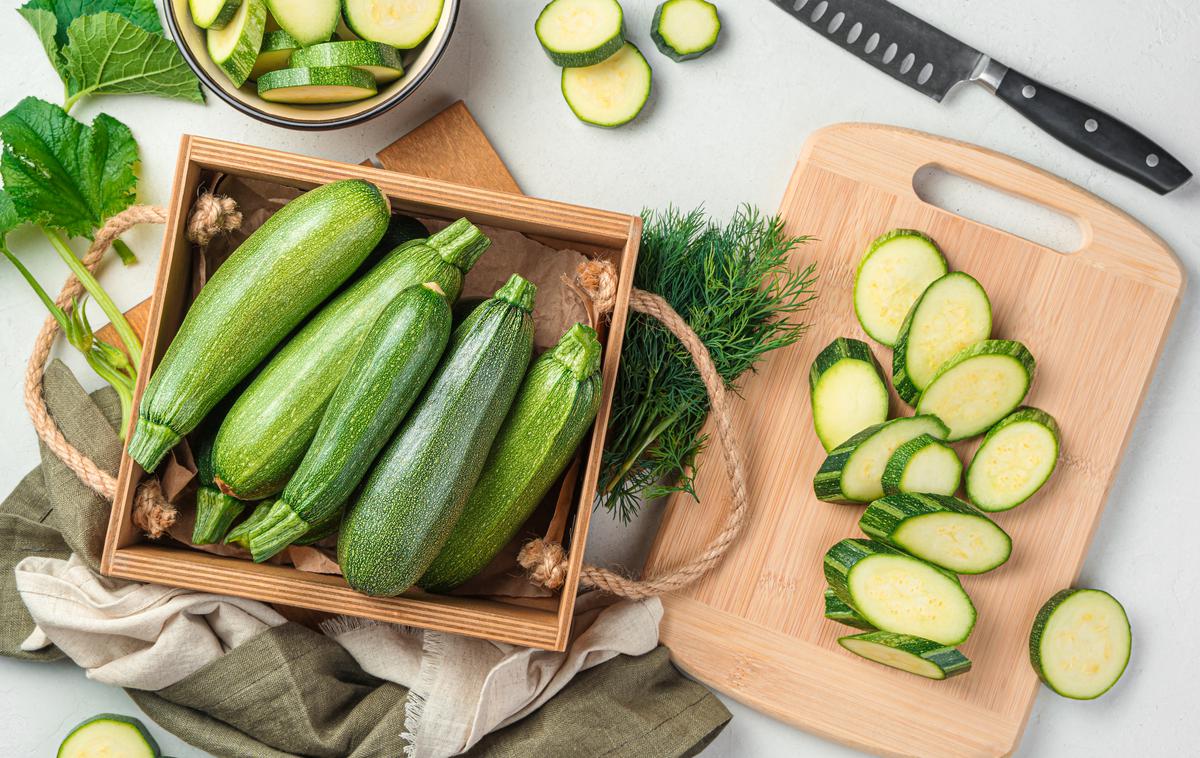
left=860, top=493, right=1011, bottom=575
left=880, top=433, right=961, bottom=497
left=651, top=0, right=721, bottom=61
left=248, top=30, right=299, bottom=81
left=1030, top=588, right=1131, bottom=699
left=290, top=40, right=405, bottom=83
left=58, top=714, right=160, bottom=758
left=536, top=0, right=625, bottom=67
left=809, top=337, right=889, bottom=452
left=966, top=406, right=1060, bottom=511
left=561, top=42, right=652, bottom=127
left=839, top=631, right=971, bottom=679
left=814, top=415, right=949, bottom=503
left=915, top=340, right=1035, bottom=441
left=854, top=229, right=948, bottom=346
left=343, top=0, right=445, bottom=49
left=257, top=66, right=378, bottom=104
left=206, top=0, right=267, bottom=87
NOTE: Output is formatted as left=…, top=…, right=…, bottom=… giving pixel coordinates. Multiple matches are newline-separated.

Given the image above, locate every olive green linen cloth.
left=1, top=361, right=730, bottom=757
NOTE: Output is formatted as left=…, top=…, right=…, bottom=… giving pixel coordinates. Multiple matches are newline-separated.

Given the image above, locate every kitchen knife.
left=770, top=0, right=1192, bottom=194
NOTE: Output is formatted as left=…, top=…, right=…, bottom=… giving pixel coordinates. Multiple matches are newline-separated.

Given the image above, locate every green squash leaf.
left=0, top=190, right=20, bottom=242
left=21, top=0, right=162, bottom=49
left=0, top=97, right=139, bottom=238
left=62, top=13, right=204, bottom=108
left=17, top=7, right=65, bottom=75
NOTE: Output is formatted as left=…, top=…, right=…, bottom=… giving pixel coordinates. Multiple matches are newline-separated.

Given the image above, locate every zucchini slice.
left=814, top=415, right=949, bottom=503
left=266, top=0, right=338, bottom=46
left=839, top=632, right=971, bottom=680
left=536, top=0, right=625, bottom=67
left=257, top=66, right=378, bottom=103
left=824, top=538, right=976, bottom=645
left=966, top=406, right=1060, bottom=512
left=892, top=272, right=992, bottom=405
left=916, top=340, right=1035, bottom=441
left=809, top=337, right=889, bottom=452
left=1030, top=588, right=1131, bottom=699
left=880, top=433, right=961, bottom=497
left=190, top=0, right=242, bottom=29
left=859, top=493, right=1012, bottom=575
left=824, top=586, right=876, bottom=631
left=207, top=0, right=267, bottom=87
left=58, top=714, right=160, bottom=758
left=651, top=0, right=720, bottom=62
left=248, top=30, right=299, bottom=81
left=853, top=229, right=948, bottom=346
left=343, top=0, right=445, bottom=49
left=290, top=40, right=405, bottom=83
left=561, top=42, right=651, bottom=127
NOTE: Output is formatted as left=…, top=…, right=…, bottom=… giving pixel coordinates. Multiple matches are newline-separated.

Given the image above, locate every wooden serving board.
left=644, top=123, right=1184, bottom=757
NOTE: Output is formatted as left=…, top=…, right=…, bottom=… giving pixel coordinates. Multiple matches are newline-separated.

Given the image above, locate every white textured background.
left=2, top=1, right=1198, bottom=755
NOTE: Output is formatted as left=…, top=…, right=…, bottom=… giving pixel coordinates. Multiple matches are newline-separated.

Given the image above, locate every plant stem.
left=85, top=349, right=135, bottom=439
left=112, top=239, right=137, bottom=266
left=43, top=229, right=142, bottom=369
left=1, top=245, right=67, bottom=325
left=601, top=406, right=685, bottom=496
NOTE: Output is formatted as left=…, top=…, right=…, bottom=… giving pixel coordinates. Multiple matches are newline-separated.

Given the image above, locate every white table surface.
left=2, top=1, right=1198, bottom=755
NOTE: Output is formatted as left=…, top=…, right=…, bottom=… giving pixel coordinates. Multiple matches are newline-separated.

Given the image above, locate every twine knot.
left=518, top=539, right=570, bottom=591
left=186, top=194, right=242, bottom=246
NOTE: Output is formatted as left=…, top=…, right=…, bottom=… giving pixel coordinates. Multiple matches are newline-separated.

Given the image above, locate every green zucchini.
left=420, top=322, right=604, bottom=592
left=207, top=0, right=267, bottom=87
left=266, top=0, right=339, bottom=46
left=838, top=632, right=971, bottom=680
left=210, top=219, right=488, bottom=500
left=249, top=30, right=300, bottom=81
left=536, top=0, right=625, bottom=67
left=824, top=538, right=976, bottom=646
left=859, top=493, right=1011, bottom=575
left=853, top=229, right=947, bottom=346
left=892, top=272, right=992, bottom=405
left=128, top=180, right=390, bottom=473
left=561, top=42, right=652, bottom=127
left=342, top=0, right=445, bottom=49
left=824, top=587, right=875, bottom=631
left=224, top=500, right=274, bottom=548
left=813, top=415, right=948, bottom=503
left=340, top=274, right=537, bottom=597
left=192, top=416, right=244, bottom=544
left=916, top=340, right=1036, bottom=441
left=257, top=66, right=378, bottom=104
left=290, top=40, right=406, bottom=83
left=244, top=283, right=452, bottom=562
left=1030, top=588, right=1131, bottom=699
left=809, top=337, right=889, bottom=452
left=190, top=0, right=242, bottom=29
left=651, top=0, right=720, bottom=62
left=880, top=433, right=961, bottom=497
left=58, top=714, right=160, bottom=758
left=966, top=406, right=1060, bottom=512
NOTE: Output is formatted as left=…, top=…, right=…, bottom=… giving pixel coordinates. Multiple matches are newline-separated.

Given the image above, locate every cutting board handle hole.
left=913, top=165, right=1083, bottom=254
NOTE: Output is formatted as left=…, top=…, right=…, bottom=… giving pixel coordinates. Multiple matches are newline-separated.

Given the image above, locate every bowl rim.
left=163, top=0, right=461, bottom=131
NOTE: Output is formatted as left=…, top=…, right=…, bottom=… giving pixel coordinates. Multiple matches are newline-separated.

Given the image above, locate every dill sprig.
left=600, top=206, right=817, bottom=523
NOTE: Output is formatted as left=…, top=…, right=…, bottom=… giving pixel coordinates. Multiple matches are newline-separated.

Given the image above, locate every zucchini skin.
left=420, top=322, right=603, bottom=592
left=879, top=432, right=961, bottom=496
left=128, top=180, right=390, bottom=473
left=244, top=284, right=452, bottom=562
left=839, top=631, right=972, bottom=679
left=651, top=0, right=721, bottom=62
left=824, top=587, right=876, bottom=631
left=211, top=220, right=488, bottom=500
left=340, top=274, right=537, bottom=597
left=965, top=406, right=1060, bottom=512
left=859, top=493, right=1011, bottom=574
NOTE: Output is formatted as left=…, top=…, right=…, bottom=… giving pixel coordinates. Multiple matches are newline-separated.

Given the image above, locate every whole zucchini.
left=127, top=180, right=390, bottom=472
left=245, top=283, right=453, bottom=562
left=339, top=274, right=537, bottom=596
left=211, top=219, right=490, bottom=500
left=420, top=322, right=603, bottom=592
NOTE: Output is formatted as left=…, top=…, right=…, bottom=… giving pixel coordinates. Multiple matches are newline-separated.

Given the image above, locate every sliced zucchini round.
left=824, top=586, right=876, bottom=631
left=290, top=40, right=405, bottom=83
left=853, top=229, right=948, bottom=347
left=190, top=0, right=243, bottom=30
left=880, top=433, right=961, bottom=497
left=966, top=406, right=1060, bottom=512
left=839, top=631, right=971, bottom=679
left=257, top=66, right=378, bottom=103
left=58, top=714, right=160, bottom=758
left=561, top=42, right=651, bottom=127
left=1030, top=588, right=1131, bottom=700
left=343, top=0, right=445, bottom=49
left=814, top=415, right=949, bottom=503
left=860, top=493, right=1012, bottom=575
left=536, top=0, right=625, bottom=67
left=824, top=538, right=976, bottom=646
left=651, top=0, right=720, bottom=62
left=809, top=337, right=889, bottom=452
left=248, top=30, right=299, bottom=81
left=207, top=0, right=267, bottom=87
left=893, top=272, right=992, bottom=406
left=266, top=0, right=338, bottom=46
left=916, top=340, right=1035, bottom=441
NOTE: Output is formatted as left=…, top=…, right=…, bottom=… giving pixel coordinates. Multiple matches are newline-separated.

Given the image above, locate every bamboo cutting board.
left=644, top=123, right=1184, bottom=757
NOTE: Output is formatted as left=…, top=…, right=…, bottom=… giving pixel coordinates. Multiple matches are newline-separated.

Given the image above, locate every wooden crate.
left=101, top=136, right=642, bottom=651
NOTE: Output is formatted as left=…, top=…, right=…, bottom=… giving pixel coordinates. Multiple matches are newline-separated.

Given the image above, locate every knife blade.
left=770, top=0, right=1192, bottom=194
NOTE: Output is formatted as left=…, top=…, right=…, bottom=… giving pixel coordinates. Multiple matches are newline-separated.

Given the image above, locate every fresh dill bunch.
left=600, top=206, right=817, bottom=523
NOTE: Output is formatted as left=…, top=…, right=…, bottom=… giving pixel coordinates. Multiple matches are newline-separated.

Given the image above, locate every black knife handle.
left=995, top=68, right=1191, bottom=194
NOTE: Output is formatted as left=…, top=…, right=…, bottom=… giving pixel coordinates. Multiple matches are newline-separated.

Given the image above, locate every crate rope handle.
left=24, top=196, right=241, bottom=538
left=518, top=259, right=749, bottom=601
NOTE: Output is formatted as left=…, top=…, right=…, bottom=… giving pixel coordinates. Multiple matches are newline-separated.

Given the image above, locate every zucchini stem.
left=192, top=488, right=247, bottom=545
left=111, top=238, right=138, bottom=266
left=244, top=500, right=310, bottom=562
